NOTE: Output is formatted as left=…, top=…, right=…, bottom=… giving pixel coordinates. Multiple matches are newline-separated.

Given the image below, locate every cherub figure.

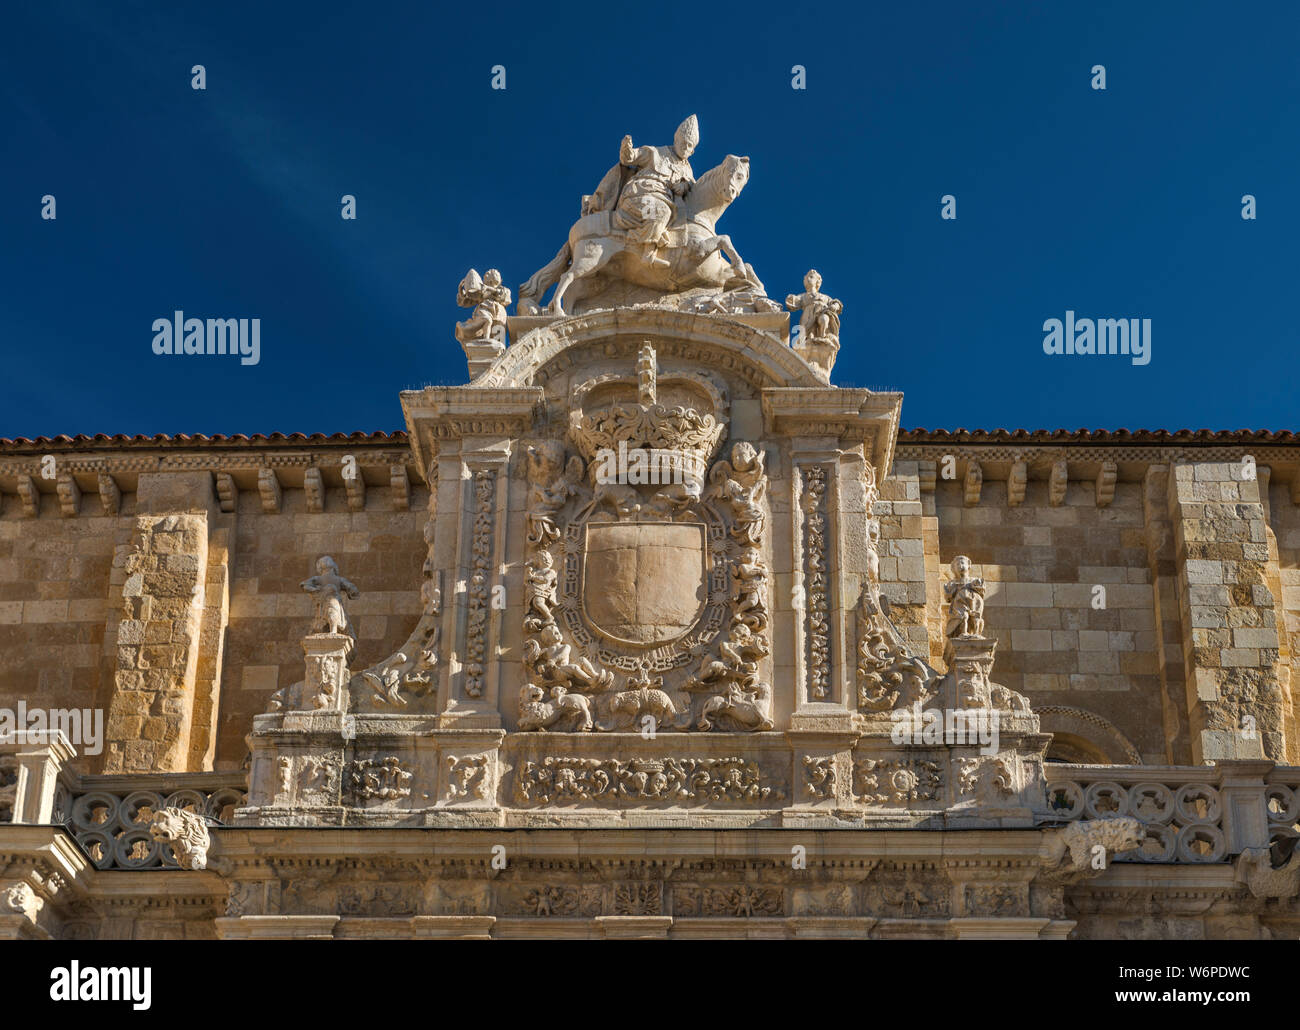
left=785, top=269, right=843, bottom=377
left=706, top=442, right=767, bottom=545
left=454, top=268, right=511, bottom=345
left=524, top=550, right=558, bottom=630
left=944, top=555, right=986, bottom=638
left=688, top=622, right=769, bottom=690
left=301, top=556, right=360, bottom=641
left=732, top=546, right=770, bottom=631
left=527, top=451, right=586, bottom=545
left=524, top=624, right=612, bottom=691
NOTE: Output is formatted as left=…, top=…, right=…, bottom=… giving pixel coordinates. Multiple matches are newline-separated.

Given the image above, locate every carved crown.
left=568, top=344, right=729, bottom=470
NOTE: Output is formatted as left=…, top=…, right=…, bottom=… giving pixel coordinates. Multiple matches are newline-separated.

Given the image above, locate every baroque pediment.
left=471, top=308, right=827, bottom=390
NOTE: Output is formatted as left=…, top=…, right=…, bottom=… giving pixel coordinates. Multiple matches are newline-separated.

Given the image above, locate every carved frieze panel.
left=802, top=756, right=837, bottom=800
left=346, top=757, right=413, bottom=805
left=613, top=882, right=664, bottom=916
left=963, top=883, right=1028, bottom=918
left=512, top=755, right=782, bottom=806
left=673, top=885, right=783, bottom=918
left=864, top=866, right=951, bottom=919
left=501, top=884, right=603, bottom=918
left=853, top=756, right=943, bottom=807
left=443, top=753, right=492, bottom=803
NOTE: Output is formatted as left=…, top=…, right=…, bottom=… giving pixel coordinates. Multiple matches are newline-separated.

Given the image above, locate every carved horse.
left=519, top=155, right=753, bottom=316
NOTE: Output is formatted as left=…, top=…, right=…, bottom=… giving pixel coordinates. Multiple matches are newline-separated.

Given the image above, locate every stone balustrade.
left=0, top=731, right=244, bottom=870
left=1045, top=759, right=1294, bottom=864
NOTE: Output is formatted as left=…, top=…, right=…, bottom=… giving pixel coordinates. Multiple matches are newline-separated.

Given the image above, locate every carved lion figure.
left=698, top=679, right=774, bottom=732
left=149, top=807, right=212, bottom=871
left=604, top=674, right=691, bottom=730
left=1235, top=843, right=1300, bottom=899
left=518, top=683, right=594, bottom=732
left=1043, top=816, right=1143, bottom=876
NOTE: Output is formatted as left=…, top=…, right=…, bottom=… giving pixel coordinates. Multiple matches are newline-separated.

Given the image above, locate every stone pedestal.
left=1217, top=759, right=1274, bottom=853
left=945, top=636, right=997, bottom=709
left=301, top=633, right=351, bottom=713
left=462, top=339, right=505, bottom=380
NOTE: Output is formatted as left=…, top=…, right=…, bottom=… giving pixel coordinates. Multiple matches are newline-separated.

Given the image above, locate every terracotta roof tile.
left=0, top=431, right=406, bottom=449
left=897, top=428, right=1299, bottom=444
left=0, top=427, right=1294, bottom=451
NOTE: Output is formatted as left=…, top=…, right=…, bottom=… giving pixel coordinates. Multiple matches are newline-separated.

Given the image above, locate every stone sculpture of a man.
left=786, top=269, right=843, bottom=376
left=943, top=555, right=985, bottom=639
left=583, top=114, right=699, bottom=267
left=302, top=556, right=360, bottom=641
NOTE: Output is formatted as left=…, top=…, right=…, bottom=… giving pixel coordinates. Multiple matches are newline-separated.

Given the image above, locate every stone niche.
left=238, top=306, right=1054, bottom=832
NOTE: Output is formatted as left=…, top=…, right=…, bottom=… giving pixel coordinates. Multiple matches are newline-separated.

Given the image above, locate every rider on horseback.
left=582, top=114, right=698, bottom=269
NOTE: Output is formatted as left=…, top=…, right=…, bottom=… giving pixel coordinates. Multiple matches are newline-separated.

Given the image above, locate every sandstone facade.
left=2, top=117, right=1298, bottom=940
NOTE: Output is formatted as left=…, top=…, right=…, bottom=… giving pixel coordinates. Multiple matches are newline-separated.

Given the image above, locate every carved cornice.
left=399, top=386, right=544, bottom=483
left=0, top=449, right=420, bottom=499
left=894, top=441, right=1300, bottom=479
left=762, top=388, right=902, bottom=474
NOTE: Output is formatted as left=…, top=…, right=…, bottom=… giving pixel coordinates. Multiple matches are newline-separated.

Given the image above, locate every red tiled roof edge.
left=0, top=428, right=1295, bottom=449
left=898, top=428, right=1299, bottom=444
left=0, top=431, right=407, bottom=449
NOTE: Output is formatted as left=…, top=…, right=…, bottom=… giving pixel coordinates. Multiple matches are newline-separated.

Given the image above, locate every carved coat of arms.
left=581, top=521, right=708, bottom=646
left=517, top=344, right=774, bottom=733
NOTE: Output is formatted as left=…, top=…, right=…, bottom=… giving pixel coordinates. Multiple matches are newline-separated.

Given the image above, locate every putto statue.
left=518, top=115, right=756, bottom=315
left=455, top=268, right=511, bottom=378
left=943, top=555, right=986, bottom=639
left=786, top=269, right=843, bottom=379
left=301, top=556, right=360, bottom=642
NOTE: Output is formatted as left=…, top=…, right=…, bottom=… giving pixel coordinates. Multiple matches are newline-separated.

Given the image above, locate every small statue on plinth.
left=301, top=556, right=360, bottom=642
left=455, top=268, right=511, bottom=379
left=785, top=269, right=843, bottom=379
left=943, top=555, right=985, bottom=640
left=267, top=556, right=362, bottom=712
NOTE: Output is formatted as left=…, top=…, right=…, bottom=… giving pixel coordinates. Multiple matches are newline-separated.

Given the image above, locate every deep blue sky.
left=2, top=1, right=1297, bottom=438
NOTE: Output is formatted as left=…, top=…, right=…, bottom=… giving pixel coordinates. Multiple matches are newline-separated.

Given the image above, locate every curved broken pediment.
left=474, top=308, right=827, bottom=391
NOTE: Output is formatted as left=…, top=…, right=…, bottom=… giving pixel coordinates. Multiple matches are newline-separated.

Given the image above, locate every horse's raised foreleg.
left=709, top=234, right=749, bottom=282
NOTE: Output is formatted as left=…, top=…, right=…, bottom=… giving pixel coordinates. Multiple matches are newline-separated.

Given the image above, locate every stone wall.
left=0, top=504, right=117, bottom=770
left=223, top=486, right=425, bottom=769
left=893, top=437, right=1300, bottom=767
left=929, top=475, right=1163, bottom=763
left=0, top=438, right=424, bottom=774
left=1, top=433, right=1298, bottom=776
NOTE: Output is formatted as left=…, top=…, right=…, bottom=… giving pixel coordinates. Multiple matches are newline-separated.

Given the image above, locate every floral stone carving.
left=514, top=756, right=780, bottom=805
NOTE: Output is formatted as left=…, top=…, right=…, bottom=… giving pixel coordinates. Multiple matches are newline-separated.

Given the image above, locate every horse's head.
left=687, top=155, right=750, bottom=226
left=719, top=154, right=750, bottom=200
